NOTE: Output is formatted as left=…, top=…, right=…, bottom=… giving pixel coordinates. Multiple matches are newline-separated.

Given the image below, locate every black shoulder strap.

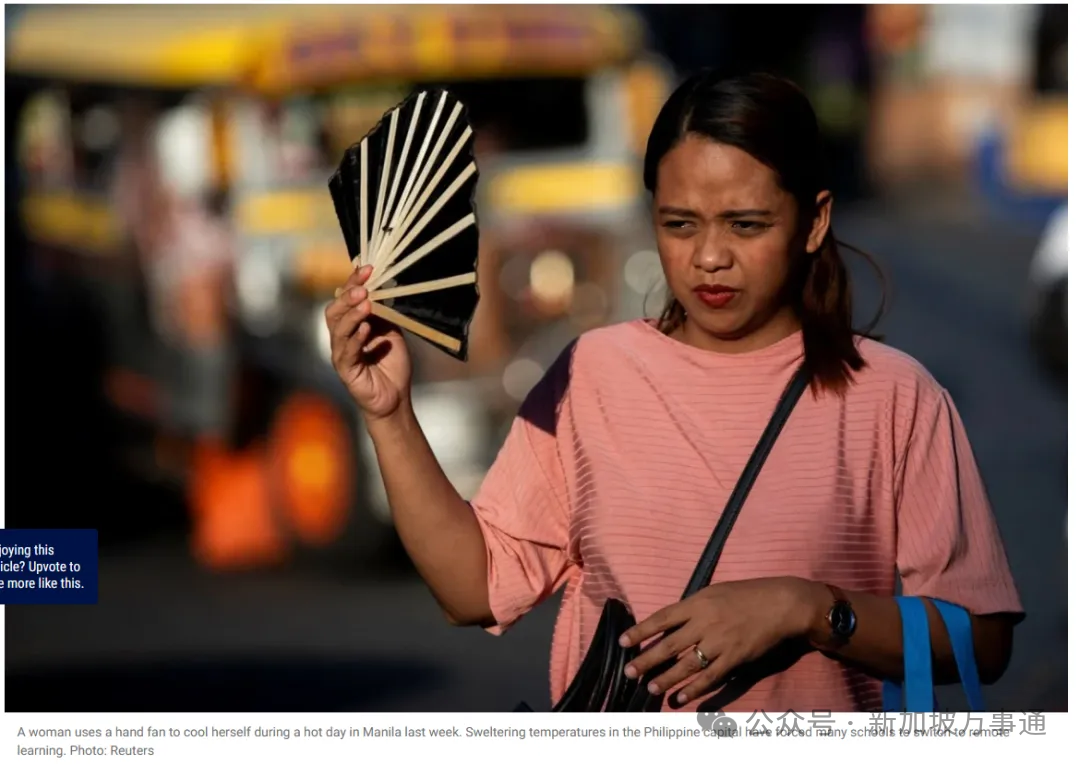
left=680, top=363, right=810, bottom=598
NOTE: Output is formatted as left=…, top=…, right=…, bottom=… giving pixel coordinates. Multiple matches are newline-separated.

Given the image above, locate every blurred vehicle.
left=1028, top=205, right=1067, bottom=382
left=8, top=5, right=669, bottom=569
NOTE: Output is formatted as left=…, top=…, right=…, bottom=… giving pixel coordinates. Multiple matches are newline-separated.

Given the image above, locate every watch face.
left=829, top=603, right=856, bottom=637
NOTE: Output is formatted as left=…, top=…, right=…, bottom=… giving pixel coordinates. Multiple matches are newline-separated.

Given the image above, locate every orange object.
left=174, top=266, right=230, bottom=348
left=623, top=57, right=671, bottom=156
left=209, top=96, right=233, bottom=192
left=268, top=393, right=354, bottom=546
left=188, top=439, right=286, bottom=570
left=867, top=5, right=925, bottom=54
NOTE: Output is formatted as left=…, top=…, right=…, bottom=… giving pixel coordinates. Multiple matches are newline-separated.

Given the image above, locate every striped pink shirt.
left=470, top=320, right=1023, bottom=712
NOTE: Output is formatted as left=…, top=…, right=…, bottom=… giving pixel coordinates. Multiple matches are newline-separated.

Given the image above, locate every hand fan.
left=328, top=88, right=480, bottom=361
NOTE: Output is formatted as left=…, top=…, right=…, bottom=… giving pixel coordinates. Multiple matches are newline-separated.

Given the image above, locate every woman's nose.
left=693, top=241, right=734, bottom=272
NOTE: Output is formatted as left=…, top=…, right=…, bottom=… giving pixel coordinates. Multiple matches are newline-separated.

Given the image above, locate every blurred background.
left=5, top=3, right=1067, bottom=713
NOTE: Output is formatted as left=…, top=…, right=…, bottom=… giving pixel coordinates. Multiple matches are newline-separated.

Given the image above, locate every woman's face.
left=652, top=134, right=829, bottom=352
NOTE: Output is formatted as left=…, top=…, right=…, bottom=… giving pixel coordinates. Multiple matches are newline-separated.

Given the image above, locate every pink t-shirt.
left=470, top=320, right=1023, bottom=713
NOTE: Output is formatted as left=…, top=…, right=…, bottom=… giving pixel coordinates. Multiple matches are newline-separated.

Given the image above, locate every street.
left=6, top=201, right=1067, bottom=713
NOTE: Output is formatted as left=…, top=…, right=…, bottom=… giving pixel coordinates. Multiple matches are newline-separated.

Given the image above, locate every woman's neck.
left=672, top=308, right=802, bottom=356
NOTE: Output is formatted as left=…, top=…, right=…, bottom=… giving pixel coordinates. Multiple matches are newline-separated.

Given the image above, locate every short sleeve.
left=895, top=388, right=1024, bottom=618
left=470, top=346, right=577, bottom=635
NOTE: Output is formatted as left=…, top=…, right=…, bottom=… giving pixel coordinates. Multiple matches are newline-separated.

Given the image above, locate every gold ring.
left=693, top=646, right=710, bottom=669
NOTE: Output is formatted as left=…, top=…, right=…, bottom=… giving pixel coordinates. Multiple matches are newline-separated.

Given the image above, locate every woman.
left=324, top=72, right=1023, bottom=712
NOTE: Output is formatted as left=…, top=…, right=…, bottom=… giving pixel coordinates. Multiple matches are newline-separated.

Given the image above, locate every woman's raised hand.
left=325, top=264, right=413, bottom=421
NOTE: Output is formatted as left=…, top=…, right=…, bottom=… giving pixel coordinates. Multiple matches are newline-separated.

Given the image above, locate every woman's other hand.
left=325, top=264, right=413, bottom=422
left=618, top=577, right=819, bottom=705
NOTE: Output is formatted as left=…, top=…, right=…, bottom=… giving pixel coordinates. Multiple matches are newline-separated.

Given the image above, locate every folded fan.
left=328, top=88, right=480, bottom=360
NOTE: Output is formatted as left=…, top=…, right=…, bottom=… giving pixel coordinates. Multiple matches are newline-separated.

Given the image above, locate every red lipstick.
left=692, top=284, right=739, bottom=309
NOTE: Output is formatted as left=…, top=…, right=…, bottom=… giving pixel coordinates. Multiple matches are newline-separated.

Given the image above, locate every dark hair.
left=643, top=71, right=885, bottom=395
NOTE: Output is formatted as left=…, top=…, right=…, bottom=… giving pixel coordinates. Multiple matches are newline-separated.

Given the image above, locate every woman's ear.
left=805, top=191, right=833, bottom=253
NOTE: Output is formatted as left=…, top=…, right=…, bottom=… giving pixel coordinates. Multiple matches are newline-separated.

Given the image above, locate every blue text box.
left=0, top=529, right=99, bottom=605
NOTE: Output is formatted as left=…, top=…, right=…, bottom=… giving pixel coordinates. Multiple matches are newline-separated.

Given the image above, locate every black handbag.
left=514, top=364, right=810, bottom=713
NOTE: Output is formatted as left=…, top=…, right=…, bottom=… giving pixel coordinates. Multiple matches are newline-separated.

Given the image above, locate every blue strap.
left=883, top=596, right=984, bottom=712
left=933, top=599, right=986, bottom=711
left=892, top=596, right=936, bottom=712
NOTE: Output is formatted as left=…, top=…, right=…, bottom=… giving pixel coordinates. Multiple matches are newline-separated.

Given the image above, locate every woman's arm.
left=803, top=382, right=1021, bottom=686
left=365, top=406, right=495, bottom=627
left=329, top=268, right=572, bottom=632
left=796, top=580, right=1015, bottom=684
left=619, top=576, right=1016, bottom=704
left=365, top=341, right=578, bottom=632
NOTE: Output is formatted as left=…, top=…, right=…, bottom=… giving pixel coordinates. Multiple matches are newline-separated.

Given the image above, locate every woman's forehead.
left=655, top=136, right=785, bottom=210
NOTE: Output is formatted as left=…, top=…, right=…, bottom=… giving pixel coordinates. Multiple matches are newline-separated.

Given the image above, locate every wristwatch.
left=820, top=584, right=857, bottom=651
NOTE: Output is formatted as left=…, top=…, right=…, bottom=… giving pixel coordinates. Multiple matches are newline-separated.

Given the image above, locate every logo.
left=697, top=710, right=738, bottom=737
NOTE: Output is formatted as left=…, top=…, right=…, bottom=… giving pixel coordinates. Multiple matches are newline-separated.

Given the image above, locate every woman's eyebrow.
left=658, top=206, right=775, bottom=218
left=657, top=206, right=699, bottom=217
left=719, top=208, right=772, bottom=218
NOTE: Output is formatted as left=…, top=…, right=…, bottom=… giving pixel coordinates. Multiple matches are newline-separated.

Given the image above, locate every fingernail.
left=623, top=665, right=637, bottom=679
left=618, top=635, right=630, bottom=647
left=647, top=683, right=659, bottom=695
left=676, top=692, right=688, bottom=705
left=351, top=288, right=367, bottom=301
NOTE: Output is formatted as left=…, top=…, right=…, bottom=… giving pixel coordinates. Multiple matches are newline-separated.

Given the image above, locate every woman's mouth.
left=692, top=285, right=739, bottom=309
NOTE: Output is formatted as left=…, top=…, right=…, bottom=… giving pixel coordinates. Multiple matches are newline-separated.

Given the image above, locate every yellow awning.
left=486, top=162, right=641, bottom=216
left=1005, top=98, right=1067, bottom=195
left=7, top=5, right=642, bottom=93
